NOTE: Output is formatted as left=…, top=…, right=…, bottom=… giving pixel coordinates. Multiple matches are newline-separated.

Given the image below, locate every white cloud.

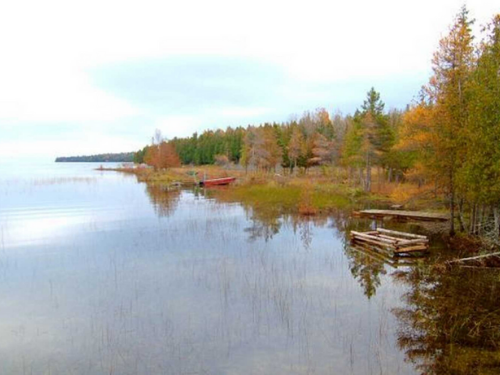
left=0, top=66, right=140, bottom=122
left=217, top=107, right=271, bottom=118
left=0, top=134, right=144, bottom=161
left=153, top=115, right=203, bottom=139
left=0, top=0, right=498, bottom=158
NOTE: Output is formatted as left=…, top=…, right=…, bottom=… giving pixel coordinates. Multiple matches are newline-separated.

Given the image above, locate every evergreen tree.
left=464, top=15, right=500, bottom=238
left=429, top=5, right=475, bottom=235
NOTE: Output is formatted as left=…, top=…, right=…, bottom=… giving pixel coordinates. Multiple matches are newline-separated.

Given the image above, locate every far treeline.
left=56, top=152, right=135, bottom=163
left=134, top=8, right=500, bottom=239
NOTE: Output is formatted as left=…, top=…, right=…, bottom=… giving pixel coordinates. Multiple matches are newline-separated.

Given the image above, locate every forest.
left=134, top=7, right=500, bottom=241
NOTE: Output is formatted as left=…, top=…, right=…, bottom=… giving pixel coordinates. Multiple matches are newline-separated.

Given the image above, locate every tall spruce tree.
left=429, top=5, right=475, bottom=235
left=354, top=88, right=392, bottom=191
left=465, top=15, right=500, bottom=238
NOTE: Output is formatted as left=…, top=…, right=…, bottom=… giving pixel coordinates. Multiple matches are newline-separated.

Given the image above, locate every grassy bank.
left=102, top=164, right=498, bottom=257
left=210, top=180, right=372, bottom=215
left=98, top=165, right=234, bottom=185
left=106, top=165, right=449, bottom=215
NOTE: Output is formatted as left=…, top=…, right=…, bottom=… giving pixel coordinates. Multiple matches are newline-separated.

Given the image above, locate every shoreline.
left=100, top=164, right=500, bottom=258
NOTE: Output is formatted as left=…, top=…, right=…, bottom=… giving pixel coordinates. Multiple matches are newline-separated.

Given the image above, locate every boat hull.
left=199, top=177, right=236, bottom=187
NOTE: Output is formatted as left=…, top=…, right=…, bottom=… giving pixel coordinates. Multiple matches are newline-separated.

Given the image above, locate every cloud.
left=0, top=62, right=139, bottom=123
left=89, top=55, right=424, bottom=125
left=0, top=133, right=144, bottom=161
left=0, top=0, right=498, bottom=160
left=89, top=56, right=287, bottom=114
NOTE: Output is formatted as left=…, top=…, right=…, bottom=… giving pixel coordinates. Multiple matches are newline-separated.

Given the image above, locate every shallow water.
left=0, top=163, right=498, bottom=375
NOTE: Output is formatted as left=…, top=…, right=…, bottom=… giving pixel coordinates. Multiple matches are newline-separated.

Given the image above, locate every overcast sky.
left=0, top=0, right=498, bottom=161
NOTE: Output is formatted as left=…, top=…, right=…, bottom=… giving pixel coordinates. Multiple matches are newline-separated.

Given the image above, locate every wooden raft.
left=350, top=228, right=429, bottom=256
left=354, top=209, right=449, bottom=222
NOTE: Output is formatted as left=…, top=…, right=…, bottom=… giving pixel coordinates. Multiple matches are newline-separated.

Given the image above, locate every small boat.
left=199, top=177, right=236, bottom=187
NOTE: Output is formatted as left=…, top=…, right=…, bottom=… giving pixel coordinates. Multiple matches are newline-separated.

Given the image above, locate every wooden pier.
left=354, top=209, right=449, bottom=222
left=350, top=228, right=429, bottom=256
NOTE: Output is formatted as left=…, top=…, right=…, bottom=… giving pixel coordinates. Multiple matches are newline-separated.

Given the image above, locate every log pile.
left=350, top=228, right=429, bottom=256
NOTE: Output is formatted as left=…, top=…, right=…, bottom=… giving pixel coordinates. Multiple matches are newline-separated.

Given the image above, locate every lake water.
left=0, top=163, right=498, bottom=375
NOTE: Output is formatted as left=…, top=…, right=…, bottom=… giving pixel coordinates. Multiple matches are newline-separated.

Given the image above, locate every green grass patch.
left=311, top=191, right=350, bottom=210
left=227, top=184, right=302, bottom=211
left=213, top=181, right=369, bottom=215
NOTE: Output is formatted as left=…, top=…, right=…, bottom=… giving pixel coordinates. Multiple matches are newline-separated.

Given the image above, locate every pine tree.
left=429, top=5, right=475, bottom=235
left=288, top=126, right=305, bottom=173
left=465, top=15, right=500, bottom=238
left=354, top=88, right=391, bottom=191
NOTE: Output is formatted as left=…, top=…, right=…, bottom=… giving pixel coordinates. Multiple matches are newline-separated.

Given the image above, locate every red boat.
left=199, top=177, right=236, bottom=187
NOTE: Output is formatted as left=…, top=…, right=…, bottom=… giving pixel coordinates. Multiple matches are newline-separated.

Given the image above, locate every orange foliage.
left=397, top=104, right=434, bottom=152
left=143, top=141, right=181, bottom=170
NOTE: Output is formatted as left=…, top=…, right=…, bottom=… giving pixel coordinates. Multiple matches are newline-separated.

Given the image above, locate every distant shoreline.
left=55, top=160, right=132, bottom=163
left=55, top=152, right=135, bottom=163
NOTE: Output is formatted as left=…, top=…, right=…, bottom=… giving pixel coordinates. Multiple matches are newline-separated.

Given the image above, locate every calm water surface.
left=0, top=163, right=498, bottom=375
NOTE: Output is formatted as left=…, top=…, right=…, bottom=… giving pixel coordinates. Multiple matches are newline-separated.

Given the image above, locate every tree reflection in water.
left=345, top=243, right=387, bottom=299
left=243, top=209, right=282, bottom=242
left=145, top=184, right=181, bottom=217
left=392, top=266, right=500, bottom=374
left=143, top=184, right=500, bottom=374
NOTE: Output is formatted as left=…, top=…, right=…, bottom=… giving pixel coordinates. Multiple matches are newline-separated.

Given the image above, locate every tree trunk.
left=477, top=205, right=484, bottom=236
left=470, top=203, right=476, bottom=235
left=365, top=158, right=371, bottom=192
left=449, top=170, right=455, bottom=237
left=494, top=207, right=500, bottom=243
left=458, top=198, right=465, bottom=232
left=377, top=166, right=382, bottom=190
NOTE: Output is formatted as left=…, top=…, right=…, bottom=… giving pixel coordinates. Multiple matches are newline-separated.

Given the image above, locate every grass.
left=209, top=178, right=377, bottom=216
left=220, top=183, right=302, bottom=211
left=101, top=166, right=210, bottom=185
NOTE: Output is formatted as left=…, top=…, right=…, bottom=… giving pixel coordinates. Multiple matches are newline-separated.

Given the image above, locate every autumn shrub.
left=298, top=188, right=317, bottom=215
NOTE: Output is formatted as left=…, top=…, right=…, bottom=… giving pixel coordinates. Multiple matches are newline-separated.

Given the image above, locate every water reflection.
left=139, top=182, right=500, bottom=374
left=345, top=243, right=387, bottom=299
left=3, top=166, right=499, bottom=375
left=243, top=209, right=282, bottom=242
left=145, top=184, right=181, bottom=217
left=392, top=266, right=500, bottom=374
left=144, top=185, right=395, bottom=300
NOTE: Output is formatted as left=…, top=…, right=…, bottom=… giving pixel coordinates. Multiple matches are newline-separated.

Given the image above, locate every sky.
left=0, top=0, right=498, bottom=161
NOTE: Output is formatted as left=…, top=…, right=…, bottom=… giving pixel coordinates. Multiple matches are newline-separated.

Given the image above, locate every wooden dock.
left=354, top=209, right=449, bottom=222
left=350, top=228, right=429, bottom=256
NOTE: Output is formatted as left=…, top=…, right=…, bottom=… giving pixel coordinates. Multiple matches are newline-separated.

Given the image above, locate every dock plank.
left=356, top=209, right=449, bottom=222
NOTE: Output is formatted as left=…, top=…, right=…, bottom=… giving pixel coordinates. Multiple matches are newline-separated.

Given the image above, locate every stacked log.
left=350, top=228, right=429, bottom=256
